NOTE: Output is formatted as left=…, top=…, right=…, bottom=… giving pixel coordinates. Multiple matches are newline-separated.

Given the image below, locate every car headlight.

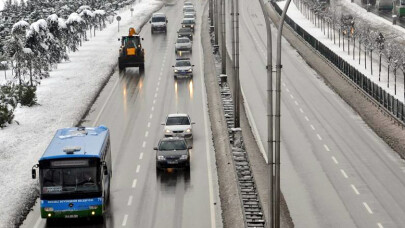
left=191, top=25, right=194, bottom=27
left=44, top=207, right=54, bottom=212
left=186, top=128, right=192, bottom=133
left=180, top=155, right=188, bottom=160
left=89, top=205, right=98, bottom=210
left=188, top=69, right=192, bottom=72
left=174, top=70, right=178, bottom=73
left=182, top=25, right=186, bottom=27
left=157, top=156, right=166, bottom=160
left=165, top=129, right=172, bottom=133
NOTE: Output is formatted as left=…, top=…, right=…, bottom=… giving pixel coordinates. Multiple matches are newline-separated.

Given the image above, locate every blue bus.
left=32, top=126, right=112, bottom=220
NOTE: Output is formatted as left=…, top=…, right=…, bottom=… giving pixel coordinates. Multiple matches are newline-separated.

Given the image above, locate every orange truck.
left=118, top=27, right=145, bottom=71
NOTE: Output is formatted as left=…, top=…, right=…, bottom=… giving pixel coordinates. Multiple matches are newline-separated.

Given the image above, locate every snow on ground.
left=277, top=0, right=405, bottom=103
left=0, top=0, right=163, bottom=226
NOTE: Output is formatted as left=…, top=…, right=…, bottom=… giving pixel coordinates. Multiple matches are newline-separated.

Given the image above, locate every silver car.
left=175, top=37, right=192, bottom=54
left=172, top=58, right=194, bottom=78
left=162, top=114, right=195, bottom=138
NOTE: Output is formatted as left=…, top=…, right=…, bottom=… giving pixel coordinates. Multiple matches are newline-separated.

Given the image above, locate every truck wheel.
left=139, top=64, right=145, bottom=72
left=119, top=64, right=124, bottom=71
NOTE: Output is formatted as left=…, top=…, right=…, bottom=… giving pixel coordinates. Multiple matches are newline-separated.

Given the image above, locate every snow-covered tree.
left=46, top=14, right=69, bottom=66
left=79, top=9, right=95, bottom=39
left=65, top=13, right=84, bottom=52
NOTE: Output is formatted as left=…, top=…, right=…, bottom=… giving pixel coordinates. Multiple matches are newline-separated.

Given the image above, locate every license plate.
left=65, top=214, right=78, bottom=218
left=167, top=161, right=178, bottom=164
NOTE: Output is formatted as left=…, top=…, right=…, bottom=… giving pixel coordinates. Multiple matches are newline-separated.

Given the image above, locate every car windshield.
left=166, top=116, right=190, bottom=125
left=177, top=38, right=189, bottom=43
left=123, top=36, right=140, bottom=48
left=152, top=16, right=165, bottom=22
left=179, top=28, right=191, bottom=33
left=159, top=140, right=187, bottom=151
left=175, top=61, right=191, bottom=67
left=183, top=19, right=194, bottom=24
left=41, top=167, right=99, bottom=194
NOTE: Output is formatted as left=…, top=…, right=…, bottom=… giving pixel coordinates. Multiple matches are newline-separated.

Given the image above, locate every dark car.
left=181, top=18, right=195, bottom=33
left=155, top=137, right=191, bottom=171
left=177, top=27, right=193, bottom=40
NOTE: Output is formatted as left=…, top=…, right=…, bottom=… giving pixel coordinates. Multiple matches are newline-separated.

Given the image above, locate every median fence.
left=271, top=2, right=405, bottom=124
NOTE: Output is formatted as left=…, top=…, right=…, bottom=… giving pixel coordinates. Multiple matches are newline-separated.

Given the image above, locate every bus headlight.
left=48, top=213, right=52, bottom=217
left=157, top=156, right=166, bottom=161
left=89, top=205, right=98, bottom=210
left=91, top=211, right=96, bottom=216
left=44, top=207, right=54, bottom=212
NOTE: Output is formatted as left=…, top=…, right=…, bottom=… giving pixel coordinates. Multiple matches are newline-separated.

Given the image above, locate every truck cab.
left=118, top=28, right=145, bottom=71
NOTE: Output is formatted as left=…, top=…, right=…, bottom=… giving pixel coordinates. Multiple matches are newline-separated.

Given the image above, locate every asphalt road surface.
left=20, top=0, right=222, bottom=227
left=236, top=1, right=405, bottom=228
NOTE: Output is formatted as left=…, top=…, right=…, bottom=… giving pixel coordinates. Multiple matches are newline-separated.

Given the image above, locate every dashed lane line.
left=294, top=101, right=299, bottom=106
left=341, top=169, right=348, bottom=178
left=153, top=99, right=156, bottom=104
left=332, top=156, right=339, bottom=164
left=310, top=124, right=315, bottom=130
left=363, top=202, right=373, bottom=214
left=139, top=152, right=144, bottom=160
left=122, top=214, right=128, bottom=226
left=377, top=223, right=384, bottom=228
left=290, top=94, right=294, bottom=99
left=304, top=116, right=309, bottom=121
left=316, top=134, right=322, bottom=140
left=324, top=144, right=330, bottom=151
left=299, top=108, right=304, bottom=113
left=145, top=131, right=149, bottom=137
left=142, top=141, right=146, bottom=148
left=127, top=196, right=133, bottom=206
left=151, top=106, right=154, bottom=112
left=132, top=179, right=137, bottom=188
left=136, top=165, right=140, bottom=173
left=149, top=114, right=153, bottom=119
left=351, top=184, right=360, bottom=195
left=147, top=122, right=151, bottom=128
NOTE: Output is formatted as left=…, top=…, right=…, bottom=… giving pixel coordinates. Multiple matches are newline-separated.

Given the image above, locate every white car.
left=183, top=6, right=196, bottom=17
left=175, top=37, right=192, bottom=54
left=172, top=58, right=194, bottom=78
left=162, top=114, right=195, bottom=138
left=150, top=13, right=168, bottom=33
left=184, top=1, right=193, bottom=7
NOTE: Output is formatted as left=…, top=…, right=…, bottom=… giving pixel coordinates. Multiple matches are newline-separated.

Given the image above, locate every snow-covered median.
left=0, top=0, right=163, bottom=226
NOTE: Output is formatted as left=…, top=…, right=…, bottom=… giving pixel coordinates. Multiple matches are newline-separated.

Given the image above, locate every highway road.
left=20, top=0, right=222, bottom=227
left=236, top=1, right=405, bottom=228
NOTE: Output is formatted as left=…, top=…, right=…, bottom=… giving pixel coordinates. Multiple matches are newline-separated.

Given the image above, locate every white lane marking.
left=145, top=131, right=149, bottom=137
left=139, top=152, right=144, bottom=160
left=159, top=76, right=161, bottom=81
left=304, top=116, right=309, bottom=121
left=156, top=87, right=159, bottom=92
left=290, top=94, right=294, bottom=99
left=149, top=114, right=153, bottom=119
left=351, top=184, right=360, bottom=195
left=299, top=108, right=304, bottom=113
left=132, top=179, right=137, bottom=188
left=341, top=169, right=348, bottom=178
left=153, top=99, right=156, bottom=104
left=33, top=217, right=42, bottom=228
left=136, top=165, right=140, bottom=173
left=324, top=144, right=330, bottom=151
left=122, top=214, right=128, bottom=226
left=282, top=82, right=286, bottom=86
left=93, top=75, right=120, bottom=125
left=316, top=134, right=322, bottom=140
left=286, top=88, right=290, bottom=92
left=147, top=122, right=151, bottom=128
left=363, top=202, right=373, bottom=214
left=127, top=195, right=133, bottom=206
left=294, top=101, right=299, bottom=106
left=377, top=223, right=384, bottom=228
left=157, top=81, right=160, bottom=86
left=151, top=106, right=154, bottom=112
left=154, top=93, right=158, bottom=98
left=142, top=141, right=146, bottom=148
left=310, top=124, right=315, bottom=130
left=199, top=26, right=216, bottom=228
left=332, top=156, right=339, bottom=164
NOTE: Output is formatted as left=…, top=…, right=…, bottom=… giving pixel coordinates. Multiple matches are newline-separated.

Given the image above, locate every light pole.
left=221, top=0, right=226, bottom=74
left=214, top=0, right=219, bottom=46
left=275, top=0, right=292, bottom=227
left=234, top=0, right=240, bottom=128
left=258, top=0, right=273, bottom=227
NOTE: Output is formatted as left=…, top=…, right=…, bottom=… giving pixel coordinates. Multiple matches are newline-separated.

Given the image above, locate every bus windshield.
left=41, top=167, right=99, bottom=194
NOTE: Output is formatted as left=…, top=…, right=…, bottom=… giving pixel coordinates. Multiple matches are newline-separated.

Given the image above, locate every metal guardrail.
left=271, top=2, right=405, bottom=126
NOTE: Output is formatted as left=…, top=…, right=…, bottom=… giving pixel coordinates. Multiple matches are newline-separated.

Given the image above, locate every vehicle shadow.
left=156, top=168, right=191, bottom=188
left=44, top=217, right=106, bottom=228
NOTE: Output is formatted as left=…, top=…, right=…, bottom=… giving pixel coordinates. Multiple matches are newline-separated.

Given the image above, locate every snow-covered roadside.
left=277, top=0, right=404, bottom=103
left=0, top=0, right=163, bottom=226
